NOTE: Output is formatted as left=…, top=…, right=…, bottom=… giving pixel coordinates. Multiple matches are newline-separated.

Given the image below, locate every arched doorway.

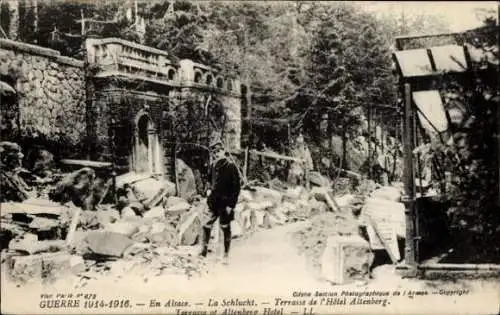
left=133, top=111, right=162, bottom=174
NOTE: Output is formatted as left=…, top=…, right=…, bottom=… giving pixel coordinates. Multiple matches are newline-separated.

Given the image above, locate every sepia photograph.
left=0, top=1, right=499, bottom=314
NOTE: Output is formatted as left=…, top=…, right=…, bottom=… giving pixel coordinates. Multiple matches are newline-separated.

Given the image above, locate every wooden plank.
left=243, top=147, right=249, bottom=180
left=419, top=263, right=500, bottom=271
left=1, top=202, right=64, bottom=216
left=60, top=159, right=112, bottom=169
left=331, top=166, right=362, bottom=179
left=249, top=150, right=302, bottom=162
left=365, top=223, right=385, bottom=250
left=366, top=215, right=400, bottom=263
left=115, top=173, right=153, bottom=189
left=403, top=83, right=417, bottom=265
left=395, top=31, right=461, bottom=42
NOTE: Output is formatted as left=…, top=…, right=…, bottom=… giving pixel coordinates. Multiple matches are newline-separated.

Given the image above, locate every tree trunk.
left=367, top=105, right=372, bottom=179
left=341, top=127, right=347, bottom=170
left=8, top=0, right=19, bottom=40
left=327, top=111, right=334, bottom=176
left=33, top=0, right=38, bottom=38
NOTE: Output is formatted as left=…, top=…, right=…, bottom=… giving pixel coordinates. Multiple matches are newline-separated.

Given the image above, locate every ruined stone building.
left=0, top=37, right=245, bottom=180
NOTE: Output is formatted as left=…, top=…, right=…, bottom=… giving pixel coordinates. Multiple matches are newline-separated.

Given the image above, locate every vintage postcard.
left=1, top=1, right=499, bottom=314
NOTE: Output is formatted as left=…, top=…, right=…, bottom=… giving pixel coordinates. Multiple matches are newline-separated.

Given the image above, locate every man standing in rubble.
left=199, top=137, right=241, bottom=264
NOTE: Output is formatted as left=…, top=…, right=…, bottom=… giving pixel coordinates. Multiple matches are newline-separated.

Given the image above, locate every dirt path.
left=190, top=221, right=331, bottom=295
left=105, top=221, right=332, bottom=297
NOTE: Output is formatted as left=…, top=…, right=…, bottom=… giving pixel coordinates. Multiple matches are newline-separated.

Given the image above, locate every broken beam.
left=59, top=159, right=112, bottom=169
left=249, top=150, right=303, bottom=163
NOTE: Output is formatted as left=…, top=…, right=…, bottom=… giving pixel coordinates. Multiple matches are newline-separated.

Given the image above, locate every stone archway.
left=133, top=111, right=162, bottom=174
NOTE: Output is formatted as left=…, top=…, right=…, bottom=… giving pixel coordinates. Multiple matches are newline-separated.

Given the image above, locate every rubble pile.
left=293, top=202, right=361, bottom=277
left=0, top=142, right=212, bottom=284
left=1, top=199, right=76, bottom=284
left=2, top=140, right=387, bottom=286
left=232, top=177, right=342, bottom=235
left=293, top=179, right=406, bottom=285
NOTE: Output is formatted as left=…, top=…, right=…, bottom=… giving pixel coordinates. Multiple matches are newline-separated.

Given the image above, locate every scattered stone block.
left=130, top=224, right=151, bottom=243
left=165, top=196, right=188, bottom=206
left=267, top=211, right=286, bottom=226
left=253, top=187, right=283, bottom=203
left=370, top=187, right=402, bottom=202
left=143, top=206, right=165, bottom=219
left=334, top=194, right=355, bottom=208
left=69, top=255, right=85, bottom=274
left=246, top=201, right=273, bottom=211
left=281, top=201, right=297, bottom=214
left=165, top=202, right=190, bottom=214
left=178, top=210, right=202, bottom=246
left=176, top=158, right=197, bottom=200
left=309, top=198, right=327, bottom=215
left=28, top=217, right=59, bottom=231
left=42, top=252, right=74, bottom=280
left=150, top=221, right=167, bottom=234
left=104, top=221, right=139, bottom=237
left=130, top=178, right=163, bottom=201
left=149, top=226, right=177, bottom=245
left=296, top=199, right=312, bottom=214
left=231, top=220, right=243, bottom=238
left=121, top=206, right=137, bottom=218
left=239, top=210, right=252, bottom=230
left=321, top=235, right=374, bottom=285
left=81, top=231, right=134, bottom=257
left=234, top=203, right=245, bottom=213
left=252, top=210, right=266, bottom=227
left=95, top=209, right=120, bottom=226
left=9, top=238, right=65, bottom=255
left=270, top=207, right=288, bottom=222
left=8, top=252, right=73, bottom=283
left=8, top=254, right=43, bottom=283
left=283, top=186, right=303, bottom=201
left=238, top=190, right=253, bottom=203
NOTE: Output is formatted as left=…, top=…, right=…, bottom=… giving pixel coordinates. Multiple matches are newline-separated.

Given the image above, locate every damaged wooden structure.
left=393, top=25, right=500, bottom=277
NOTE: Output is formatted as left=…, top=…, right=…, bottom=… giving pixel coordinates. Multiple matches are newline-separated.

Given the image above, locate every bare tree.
left=7, top=0, right=19, bottom=40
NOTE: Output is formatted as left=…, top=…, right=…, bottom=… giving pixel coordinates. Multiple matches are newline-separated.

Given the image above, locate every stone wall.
left=0, top=39, right=85, bottom=148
